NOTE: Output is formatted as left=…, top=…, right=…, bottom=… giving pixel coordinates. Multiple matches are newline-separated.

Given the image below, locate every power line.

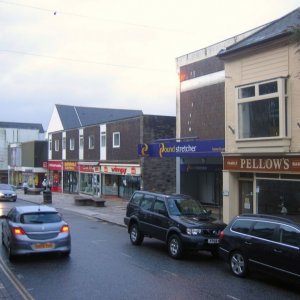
left=0, top=0, right=193, bottom=33
left=0, top=49, right=173, bottom=72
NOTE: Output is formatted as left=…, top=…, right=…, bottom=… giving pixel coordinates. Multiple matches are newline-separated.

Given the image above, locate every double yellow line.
left=0, top=256, right=35, bottom=300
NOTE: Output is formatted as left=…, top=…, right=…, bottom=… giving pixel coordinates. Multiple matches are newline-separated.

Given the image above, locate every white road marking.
left=226, top=295, right=240, bottom=300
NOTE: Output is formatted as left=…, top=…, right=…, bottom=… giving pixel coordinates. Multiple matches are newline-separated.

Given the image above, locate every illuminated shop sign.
left=224, top=156, right=300, bottom=173
left=48, top=161, right=62, bottom=170
left=102, top=165, right=141, bottom=176
left=138, top=140, right=224, bottom=158
left=63, top=161, right=78, bottom=171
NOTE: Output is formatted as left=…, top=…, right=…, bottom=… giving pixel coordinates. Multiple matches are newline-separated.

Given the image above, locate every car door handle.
left=244, top=241, right=252, bottom=245
left=273, top=248, right=282, bottom=253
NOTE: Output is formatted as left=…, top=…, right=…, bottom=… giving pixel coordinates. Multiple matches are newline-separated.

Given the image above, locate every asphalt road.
left=0, top=199, right=299, bottom=300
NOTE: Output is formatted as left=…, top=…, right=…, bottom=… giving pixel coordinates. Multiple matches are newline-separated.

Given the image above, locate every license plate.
left=32, top=242, right=55, bottom=250
left=208, top=239, right=219, bottom=244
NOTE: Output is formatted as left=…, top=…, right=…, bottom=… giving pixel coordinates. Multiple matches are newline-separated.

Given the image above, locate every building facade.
left=0, top=122, right=45, bottom=184
left=175, top=26, right=264, bottom=212
left=219, top=8, right=300, bottom=224
left=47, top=104, right=176, bottom=198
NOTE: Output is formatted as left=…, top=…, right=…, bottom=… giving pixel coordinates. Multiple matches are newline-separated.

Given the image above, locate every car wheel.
left=168, top=234, right=183, bottom=259
left=129, top=224, right=144, bottom=245
left=230, top=251, right=248, bottom=277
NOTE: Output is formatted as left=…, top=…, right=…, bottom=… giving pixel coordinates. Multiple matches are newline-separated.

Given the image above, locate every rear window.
left=21, top=212, right=61, bottom=224
left=130, top=192, right=144, bottom=205
left=231, top=219, right=254, bottom=234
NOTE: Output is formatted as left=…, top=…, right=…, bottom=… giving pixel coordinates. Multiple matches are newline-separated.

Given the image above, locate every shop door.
left=239, top=181, right=253, bottom=214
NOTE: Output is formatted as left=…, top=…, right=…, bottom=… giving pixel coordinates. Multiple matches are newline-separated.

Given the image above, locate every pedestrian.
left=23, top=181, right=29, bottom=194
left=42, top=178, right=48, bottom=190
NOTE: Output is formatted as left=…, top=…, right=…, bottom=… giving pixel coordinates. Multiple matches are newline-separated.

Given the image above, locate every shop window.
left=237, top=78, right=288, bottom=139
left=70, top=138, right=75, bottom=151
left=88, top=135, right=95, bottom=149
left=113, top=132, right=120, bottom=148
left=55, top=140, right=59, bottom=152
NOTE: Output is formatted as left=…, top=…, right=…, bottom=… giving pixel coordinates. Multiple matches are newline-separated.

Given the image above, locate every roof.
left=15, top=205, right=57, bottom=214
left=218, top=7, right=300, bottom=57
left=0, top=121, right=44, bottom=133
left=56, top=104, right=143, bottom=130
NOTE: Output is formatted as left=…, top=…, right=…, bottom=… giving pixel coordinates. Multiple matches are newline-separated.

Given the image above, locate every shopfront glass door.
left=239, top=181, right=253, bottom=214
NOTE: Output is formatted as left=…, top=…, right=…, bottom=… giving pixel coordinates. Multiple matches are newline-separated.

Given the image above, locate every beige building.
left=218, top=8, right=300, bottom=224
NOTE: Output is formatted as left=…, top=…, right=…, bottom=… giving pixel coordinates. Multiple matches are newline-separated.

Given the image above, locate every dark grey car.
left=1, top=205, right=71, bottom=260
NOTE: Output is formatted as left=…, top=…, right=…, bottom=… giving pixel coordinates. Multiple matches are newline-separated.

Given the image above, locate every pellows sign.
left=224, top=156, right=300, bottom=173
left=138, top=139, right=224, bottom=158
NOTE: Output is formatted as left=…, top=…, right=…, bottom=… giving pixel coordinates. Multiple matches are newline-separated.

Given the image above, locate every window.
left=237, top=78, right=287, bottom=139
left=140, top=195, right=154, bottom=210
left=80, top=136, right=84, bottom=148
left=113, top=132, right=120, bottom=148
left=251, top=221, right=277, bottom=241
left=279, top=225, right=300, bottom=247
left=231, top=220, right=254, bottom=234
left=88, top=135, right=95, bottom=149
left=131, top=192, right=143, bottom=205
left=153, top=199, right=167, bottom=214
left=55, top=140, right=59, bottom=152
left=101, top=131, right=106, bottom=147
left=70, top=138, right=75, bottom=151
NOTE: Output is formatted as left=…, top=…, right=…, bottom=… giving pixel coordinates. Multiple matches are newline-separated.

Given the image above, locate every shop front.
left=79, top=164, right=100, bottom=196
left=101, top=164, right=141, bottom=199
left=47, top=161, right=63, bottom=192
left=223, top=155, right=300, bottom=223
left=63, top=161, right=78, bottom=194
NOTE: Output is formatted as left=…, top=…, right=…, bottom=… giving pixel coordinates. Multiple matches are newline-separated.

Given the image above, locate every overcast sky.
left=1, top=0, right=300, bottom=130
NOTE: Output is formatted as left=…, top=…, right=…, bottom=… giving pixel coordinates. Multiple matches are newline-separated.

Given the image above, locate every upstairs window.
left=101, top=131, right=106, bottom=147
left=79, top=136, right=84, bottom=148
left=55, top=140, right=59, bottom=152
left=113, top=132, right=120, bottom=148
left=70, top=138, right=75, bottom=151
left=88, top=135, right=95, bottom=149
left=237, top=78, right=288, bottom=139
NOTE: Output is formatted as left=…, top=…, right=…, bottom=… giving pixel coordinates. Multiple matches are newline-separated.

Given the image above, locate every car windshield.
left=21, top=212, right=62, bottom=224
left=0, top=184, right=13, bottom=191
left=167, top=197, right=208, bottom=216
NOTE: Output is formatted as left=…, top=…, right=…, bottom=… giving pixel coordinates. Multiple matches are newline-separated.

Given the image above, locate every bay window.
left=237, top=78, right=287, bottom=139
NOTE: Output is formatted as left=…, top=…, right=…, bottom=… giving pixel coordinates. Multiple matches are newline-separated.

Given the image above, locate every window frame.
left=54, top=140, right=60, bottom=152
left=113, top=132, right=120, bottom=148
left=69, top=138, right=75, bottom=151
left=88, top=135, right=95, bottom=150
left=236, top=77, right=288, bottom=141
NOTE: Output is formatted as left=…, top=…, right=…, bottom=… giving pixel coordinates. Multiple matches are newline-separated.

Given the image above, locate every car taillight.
left=12, top=227, right=25, bottom=235
left=219, top=230, right=225, bottom=239
left=60, top=225, right=70, bottom=233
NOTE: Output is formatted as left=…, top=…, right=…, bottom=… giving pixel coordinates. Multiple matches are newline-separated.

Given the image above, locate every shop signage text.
left=102, top=165, right=140, bottom=176
left=138, top=139, right=224, bottom=158
left=224, top=156, right=300, bottom=173
left=63, top=161, right=78, bottom=171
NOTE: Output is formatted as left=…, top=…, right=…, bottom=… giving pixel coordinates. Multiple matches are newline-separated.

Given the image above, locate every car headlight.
left=0, top=192, right=4, bottom=197
left=186, top=228, right=202, bottom=235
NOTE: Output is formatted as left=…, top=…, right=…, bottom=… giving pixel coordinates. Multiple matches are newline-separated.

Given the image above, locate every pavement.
left=0, top=190, right=128, bottom=299
left=16, top=190, right=128, bottom=228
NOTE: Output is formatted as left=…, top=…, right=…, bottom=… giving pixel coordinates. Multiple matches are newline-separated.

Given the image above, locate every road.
left=0, top=199, right=299, bottom=300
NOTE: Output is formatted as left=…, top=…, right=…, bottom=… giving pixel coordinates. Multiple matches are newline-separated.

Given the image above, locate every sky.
left=1, top=0, right=300, bottom=130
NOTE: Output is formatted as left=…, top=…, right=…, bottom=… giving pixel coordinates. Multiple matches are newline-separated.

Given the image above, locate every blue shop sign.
left=138, top=139, right=224, bottom=158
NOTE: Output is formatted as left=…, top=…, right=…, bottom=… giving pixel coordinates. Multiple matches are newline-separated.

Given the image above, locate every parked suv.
left=219, top=214, right=300, bottom=280
left=124, top=191, right=226, bottom=259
